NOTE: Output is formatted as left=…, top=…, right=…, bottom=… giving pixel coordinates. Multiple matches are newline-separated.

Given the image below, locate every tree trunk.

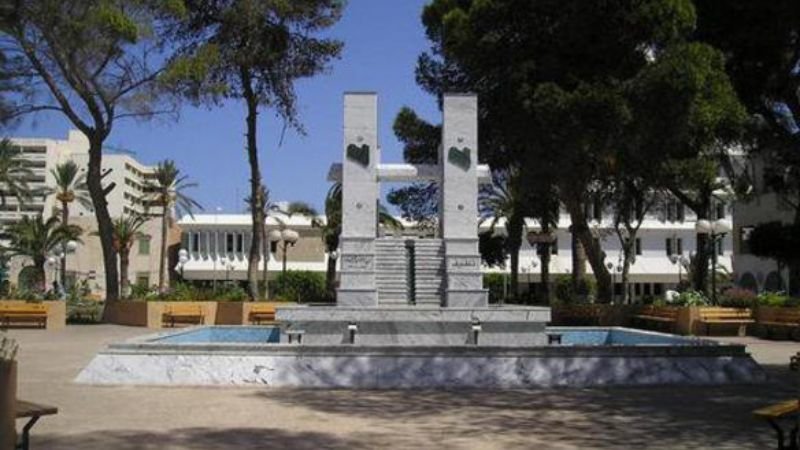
left=621, top=241, right=634, bottom=304
left=691, top=200, right=711, bottom=296
left=262, top=222, right=269, bottom=299
left=539, top=242, right=551, bottom=305
left=60, top=199, right=69, bottom=289
left=570, top=225, right=586, bottom=291
left=242, top=70, right=264, bottom=302
left=506, top=214, right=524, bottom=303
left=119, top=249, right=130, bottom=299
left=158, top=208, right=169, bottom=292
left=568, top=207, right=612, bottom=303
left=86, top=136, right=119, bottom=307
left=326, top=252, right=336, bottom=298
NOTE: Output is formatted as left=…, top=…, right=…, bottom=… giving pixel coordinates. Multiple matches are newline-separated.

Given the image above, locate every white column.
left=337, top=92, right=379, bottom=307
left=441, top=94, right=488, bottom=307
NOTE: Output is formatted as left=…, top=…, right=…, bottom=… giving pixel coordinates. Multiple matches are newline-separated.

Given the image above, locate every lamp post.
left=59, top=240, right=78, bottom=290
left=46, top=256, right=57, bottom=294
left=178, top=249, right=189, bottom=282
left=695, top=218, right=731, bottom=304
left=270, top=229, right=299, bottom=274
left=224, top=258, right=235, bottom=284
left=669, top=253, right=690, bottom=287
left=606, top=262, right=616, bottom=304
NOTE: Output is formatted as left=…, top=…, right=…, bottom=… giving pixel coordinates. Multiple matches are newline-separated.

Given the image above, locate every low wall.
left=105, top=301, right=295, bottom=328
left=550, top=305, right=752, bottom=336
left=0, top=300, right=66, bottom=330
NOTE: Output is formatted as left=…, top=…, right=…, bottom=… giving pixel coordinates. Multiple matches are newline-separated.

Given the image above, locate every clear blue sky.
left=12, top=0, right=439, bottom=214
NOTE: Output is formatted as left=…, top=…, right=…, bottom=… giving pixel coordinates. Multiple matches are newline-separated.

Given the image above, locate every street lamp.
left=46, top=256, right=58, bottom=294
left=224, top=258, right=235, bottom=283
left=271, top=229, right=299, bottom=274
left=606, top=262, right=616, bottom=304
left=178, top=249, right=189, bottom=281
left=668, top=254, right=690, bottom=286
left=695, top=218, right=731, bottom=304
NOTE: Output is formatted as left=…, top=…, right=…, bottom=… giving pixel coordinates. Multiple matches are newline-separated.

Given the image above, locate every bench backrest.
left=250, top=304, right=276, bottom=315
left=0, top=304, right=48, bottom=313
left=163, top=304, right=204, bottom=315
left=699, top=307, right=752, bottom=320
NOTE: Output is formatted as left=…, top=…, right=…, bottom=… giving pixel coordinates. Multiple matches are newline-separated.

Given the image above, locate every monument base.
left=276, top=305, right=551, bottom=346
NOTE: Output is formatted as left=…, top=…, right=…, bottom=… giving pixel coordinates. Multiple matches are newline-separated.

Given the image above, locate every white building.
left=3, top=130, right=171, bottom=293
left=178, top=202, right=733, bottom=301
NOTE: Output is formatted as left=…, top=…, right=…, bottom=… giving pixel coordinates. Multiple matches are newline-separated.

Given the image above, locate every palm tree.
left=45, top=161, right=90, bottom=287
left=480, top=168, right=529, bottom=303
left=0, top=139, right=34, bottom=207
left=108, top=214, right=147, bottom=298
left=142, top=160, right=202, bottom=292
left=309, top=183, right=403, bottom=298
left=3, top=215, right=81, bottom=292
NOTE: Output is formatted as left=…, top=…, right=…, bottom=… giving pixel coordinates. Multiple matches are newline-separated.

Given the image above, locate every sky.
left=11, top=0, right=439, bottom=214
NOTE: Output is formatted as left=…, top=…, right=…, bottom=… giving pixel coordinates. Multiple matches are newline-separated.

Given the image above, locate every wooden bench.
left=760, top=310, right=800, bottom=340
left=698, top=307, right=754, bottom=336
left=248, top=304, right=276, bottom=325
left=161, top=304, right=204, bottom=328
left=0, top=305, right=47, bottom=329
left=754, top=399, right=800, bottom=450
left=633, top=305, right=679, bottom=333
left=16, top=399, right=58, bottom=450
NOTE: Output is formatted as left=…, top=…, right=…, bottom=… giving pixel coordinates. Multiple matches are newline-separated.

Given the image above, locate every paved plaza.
left=9, top=325, right=800, bottom=449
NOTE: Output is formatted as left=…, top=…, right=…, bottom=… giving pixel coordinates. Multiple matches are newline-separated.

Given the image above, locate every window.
left=665, top=238, right=673, bottom=256
left=676, top=238, right=683, bottom=255
left=644, top=283, right=651, bottom=296
left=715, top=202, right=726, bottom=220
left=635, top=238, right=642, bottom=255
left=677, top=203, right=685, bottom=222
left=226, top=233, right=234, bottom=253
left=717, top=239, right=724, bottom=256
left=236, top=233, right=244, bottom=253
left=593, top=198, right=603, bottom=222
left=138, top=236, right=151, bottom=255
left=654, top=284, right=663, bottom=296
left=551, top=238, right=558, bottom=255
left=192, top=233, right=200, bottom=252
left=135, top=273, right=149, bottom=287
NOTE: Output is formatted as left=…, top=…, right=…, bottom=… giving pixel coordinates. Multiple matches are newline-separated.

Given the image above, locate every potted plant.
left=0, top=332, right=18, bottom=450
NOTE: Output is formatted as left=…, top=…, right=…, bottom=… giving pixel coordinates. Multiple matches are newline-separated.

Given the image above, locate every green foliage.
left=483, top=273, right=506, bottom=304
left=554, top=274, right=596, bottom=304
left=756, top=292, right=800, bottom=308
left=134, top=283, right=249, bottom=302
left=271, top=271, right=326, bottom=303
left=478, top=231, right=507, bottom=268
left=749, top=222, right=800, bottom=267
left=0, top=139, right=34, bottom=206
left=670, top=290, right=710, bottom=306
left=719, top=287, right=758, bottom=308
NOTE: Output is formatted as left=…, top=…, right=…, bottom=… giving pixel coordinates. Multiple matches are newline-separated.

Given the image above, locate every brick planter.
left=104, top=301, right=296, bottom=328
left=0, top=301, right=66, bottom=330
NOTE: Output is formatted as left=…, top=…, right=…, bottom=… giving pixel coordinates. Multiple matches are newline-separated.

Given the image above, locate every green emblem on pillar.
left=448, top=146, right=471, bottom=171
left=346, top=143, right=370, bottom=167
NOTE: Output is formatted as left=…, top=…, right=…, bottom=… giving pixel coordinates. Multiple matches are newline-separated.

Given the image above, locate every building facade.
left=178, top=201, right=733, bottom=302
left=4, top=130, right=171, bottom=294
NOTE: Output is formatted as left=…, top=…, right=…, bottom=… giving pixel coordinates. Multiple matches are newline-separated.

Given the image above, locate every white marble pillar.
left=441, top=94, right=488, bottom=307
left=337, top=92, right=380, bottom=307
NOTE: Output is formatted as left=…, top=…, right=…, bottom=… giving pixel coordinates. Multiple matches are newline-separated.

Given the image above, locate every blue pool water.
left=150, top=326, right=702, bottom=346
left=552, top=328, right=700, bottom=346
left=154, top=326, right=280, bottom=344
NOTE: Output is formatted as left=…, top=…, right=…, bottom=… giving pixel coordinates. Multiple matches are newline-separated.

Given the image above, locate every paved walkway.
left=8, top=325, right=800, bottom=449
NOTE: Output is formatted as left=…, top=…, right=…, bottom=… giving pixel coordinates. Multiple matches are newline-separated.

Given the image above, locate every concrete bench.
left=698, top=307, right=754, bottom=336
left=754, top=399, right=799, bottom=450
left=0, top=305, right=47, bottom=329
left=162, top=304, right=204, bottom=328
left=16, top=399, right=58, bottom=450
left=633, top=306, right=679, bottom=333
left=760, top=310, right=800, bottom=340
left=248, top=304, right=277, bottom=325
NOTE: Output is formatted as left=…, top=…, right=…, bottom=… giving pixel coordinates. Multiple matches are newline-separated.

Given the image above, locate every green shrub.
left=719, top=287, right=758, bottom=308
left=271, top=271, right=326, bottom=303
left=554, top=274, right=596, bottom=304
left=757, top=291, right=791, bottom=307
left=483, top=273, right=505, bottom=304
left=671, top=290, right=710, bottom=306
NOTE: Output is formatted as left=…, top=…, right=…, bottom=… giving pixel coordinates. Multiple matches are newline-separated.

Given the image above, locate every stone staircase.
left=413, top=239, right=445, bottom=306
left=375, top=238, right=410, bottom=305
